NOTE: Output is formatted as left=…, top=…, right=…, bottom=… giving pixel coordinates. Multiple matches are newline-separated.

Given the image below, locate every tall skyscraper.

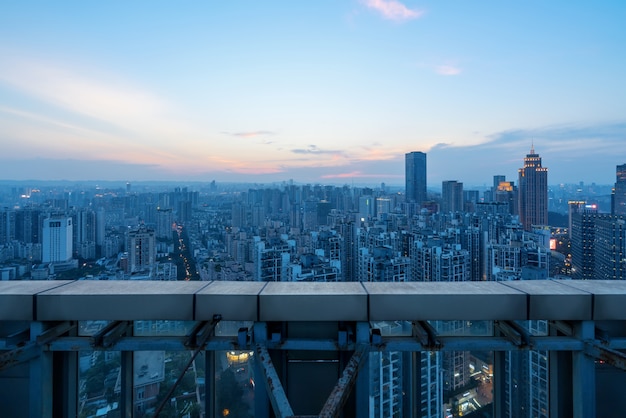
left=406, top=151, right=427, bottom=204
left=42, top=217, right=73, bottom=263
left=441, top=180, right=464, bottom=213
left=518, top=146, right=548, bottom=231
left=612, top=164, right=626, bottom=215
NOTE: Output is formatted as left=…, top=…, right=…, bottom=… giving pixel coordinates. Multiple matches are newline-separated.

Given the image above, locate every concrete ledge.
left=558, top=280, right=626, bottom=320
left=259, top=282, right=368, bottom=321
left=0, top=280, right=623, bottom=322
left=0, top=281, right=73, bottom=320
left=195, top=281, right=266, bottom=321
left=365, top=281, right=527, bottom=320
left=36, top=280, right=210, bottom=320
left=501, top=280, right=592, bottom=320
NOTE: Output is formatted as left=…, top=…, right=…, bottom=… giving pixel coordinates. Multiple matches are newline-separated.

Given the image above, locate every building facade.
left=612, top=163, right=626, bottom=215
left=42, top=217, right=73, bottom=263
left=405, top=151, right=427, bottom=205
left=518, top=147, right=548, bottom=231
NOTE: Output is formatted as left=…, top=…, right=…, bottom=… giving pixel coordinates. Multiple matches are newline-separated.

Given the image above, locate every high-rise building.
left=571, top=212, right=626, bottom=280
left=441, top=181, right=464, bottom=213
left=126, top=225, right=156, bottom=273
left=42, top=217, right=73, bottom=263
left=594, top=217, right=626, bottom=280
left=518, top=147, right=548, bottom=231
left=612, top=164, right=626, bottom=215
left=0, top=208, right=15, bottom=245
left=405, top=151, right=427, bottom=204
left=156, top=208, right=174, bottom=239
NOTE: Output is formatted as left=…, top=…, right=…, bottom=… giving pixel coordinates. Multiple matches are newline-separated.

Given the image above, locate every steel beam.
left=550, top=320, right=573, bottom=336
left=91, top=320, right=132, bottom=348
left=0, top=342, right=40, bottom=371
left=36, top=321, right=75, bottom=345
left=256, top=344, right=294, bottom=418
left=4, top=328, right=30, bottom=347
left=319, top=345, right=369, bottom=418
left=573, top=320, right=595, bottom=418
left=154, top=315, right=220, bottom=417
left=41, top=333, right=591, bottom=353
left=585, top=343, right=626, bottom=371
left=495, top=320, right=531, bottom=346
left=412, top=321, right=430, bottom=347
left=185, top=320, right=210, bottom=347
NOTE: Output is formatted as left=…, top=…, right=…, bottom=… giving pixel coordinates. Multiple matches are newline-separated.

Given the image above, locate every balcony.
left=2, top=279, right=626, bottom=417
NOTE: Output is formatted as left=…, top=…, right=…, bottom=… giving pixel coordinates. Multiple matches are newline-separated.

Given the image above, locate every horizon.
left=1, top=2, right=625, bottom=185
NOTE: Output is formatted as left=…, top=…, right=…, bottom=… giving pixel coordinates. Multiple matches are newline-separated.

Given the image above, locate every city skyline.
left=1, top=1, right=626, bottom=185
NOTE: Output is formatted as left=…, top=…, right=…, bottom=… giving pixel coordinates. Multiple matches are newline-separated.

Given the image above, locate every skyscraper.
left=441, top=180, right=464, bottom=213
left=126, top=225, right=156, bottom=273
left=518, top=146, right=548, bottom=231
left=612, top=164, right=626, bottom=215
left=406, top=151, right=427, bottom=204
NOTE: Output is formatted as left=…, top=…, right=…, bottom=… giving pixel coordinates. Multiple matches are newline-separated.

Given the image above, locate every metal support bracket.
left=496, top=320, right=531, bottom=347
left=185, top=320, right=210, bottom=347
left=412, top=321, right=441, bottom=349
left=36, top=321, right=76, bottom=346
left=92, top=321, right=132, bottom=348
left=3, top=328, right=30, bottom=347
left=550, top=320, right=573, bottom=336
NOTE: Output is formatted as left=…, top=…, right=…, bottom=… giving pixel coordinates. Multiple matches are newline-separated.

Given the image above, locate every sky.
left=1, top=1, right=625, bottom=187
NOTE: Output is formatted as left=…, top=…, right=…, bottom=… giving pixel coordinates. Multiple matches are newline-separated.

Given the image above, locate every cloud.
left=321, top=171, right=403, bottom=179
left=424, top=121, right=626, bottom=185
left=224, top=130, right=275, bottom=138
left=363, top=0, right=423, bottom=21
left=291, top=145, right=346, bottom=156
left=436, top=65, right=462, bottom=76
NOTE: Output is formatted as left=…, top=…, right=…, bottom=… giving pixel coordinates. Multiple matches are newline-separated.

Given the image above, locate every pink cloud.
left=363, top=0, right=423, bottom=21
left=436, top=65, right=462, bottom=76
left=321, top=171, right=403, bottom=179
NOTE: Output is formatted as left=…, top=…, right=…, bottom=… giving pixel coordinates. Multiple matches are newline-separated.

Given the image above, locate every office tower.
left=42, top=217, right=73, bottom=263
left=405, top=151, right=427, bottom=204
left=126, top=225, right=156, bottom=273
left=612, top=164, right=626, bottom=215
left=441, top=181, right=464, bottom=213
left=518, top=147, right=548, bottom=231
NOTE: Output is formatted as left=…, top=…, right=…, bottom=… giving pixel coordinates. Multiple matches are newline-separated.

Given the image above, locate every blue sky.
left=1, top=1, right=625, bottom=187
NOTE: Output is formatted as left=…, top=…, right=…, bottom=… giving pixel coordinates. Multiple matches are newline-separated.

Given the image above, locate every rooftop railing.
left=2, top=279, right=626, bottom=417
